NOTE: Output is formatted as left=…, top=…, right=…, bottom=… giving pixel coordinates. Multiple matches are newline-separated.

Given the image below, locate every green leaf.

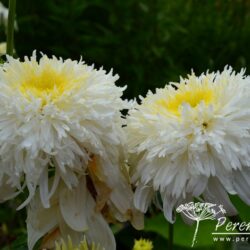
left=8, top=233, right=27, bottom=250
left=230, top=195, right=250, bottom=222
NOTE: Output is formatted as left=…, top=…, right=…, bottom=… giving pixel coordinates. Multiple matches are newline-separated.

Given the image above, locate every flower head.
left=126, top=67, right=250, bottom=222
left=28, top=176, right=113, bottom=250
left=133, top=238, right=153, bottom=250
left=0, top=52, right=132, bottom=211
left=0, top=52, right=143, bottom=250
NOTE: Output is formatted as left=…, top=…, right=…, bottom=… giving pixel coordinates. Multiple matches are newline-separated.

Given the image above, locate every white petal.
left=232, top=168, right=250, bottom=205
left=0, top=175, right=17, bottom=202
left=48, top=170, right=60, bottom=199
left=17, top=182, right=36, bottom=210
left=85, top=191, right=116, bottom=250
left=203, top=178, right=237, bottom=216
left=58, top=219, right=84, bottom=246
left=39, top=169, right=50, bottom=208
left=134, top=184, right=154, bottom=213
left=59, top=177, right=88, bottom=232
left=130, top=208, right=144, bottom=230
left=162, top=192, right=177, bottom=223
left=186, top=175, right=208, bottom=197
left=27, top=195, right=58, bottom=250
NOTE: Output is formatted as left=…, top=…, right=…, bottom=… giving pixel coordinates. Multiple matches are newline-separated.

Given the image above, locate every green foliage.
left=2, top=233, right=27, bottom=250
left=0, top=202, right=27, bottom=250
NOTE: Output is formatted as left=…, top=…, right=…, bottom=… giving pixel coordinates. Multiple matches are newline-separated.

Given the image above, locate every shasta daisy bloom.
left=0, top=52, right=135, bottom=213
left=27, top=176, right=114, bottom=250
left=126, top=67, right=250, bottom=222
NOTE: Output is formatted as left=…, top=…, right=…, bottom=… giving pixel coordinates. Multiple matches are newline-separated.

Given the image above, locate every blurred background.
left=1, top=0, right=250, bottom=249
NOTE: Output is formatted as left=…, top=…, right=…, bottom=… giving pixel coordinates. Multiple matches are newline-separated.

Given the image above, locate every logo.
left=176, top=202, right=227, bottom=247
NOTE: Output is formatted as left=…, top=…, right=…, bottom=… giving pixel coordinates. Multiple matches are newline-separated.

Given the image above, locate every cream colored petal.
left=59, top=176, right=88, bottom=232
left=162, top=192, right=177, bottom=223
left=85, top=190, right=116, bottom=250
left=58, top=219, right=83, bottom=247
left=233, top=168, right=250, bottom=205
left=134, top=184, right=154, bottom=213
left=0, top=175, right=17, bottom=202
left=130, top=208, right=144, bottom=230
left=27, top=194, right=58, bottom=250
left=204, top=177, right=237, bottom=216
left=39, top=168, right=50, bottom=208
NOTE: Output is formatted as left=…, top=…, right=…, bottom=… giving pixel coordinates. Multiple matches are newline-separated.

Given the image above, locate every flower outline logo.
left=176, top=202, right=226, bottom=247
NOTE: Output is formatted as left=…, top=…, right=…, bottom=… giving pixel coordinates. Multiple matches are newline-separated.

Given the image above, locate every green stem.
left=6, top=0, right=16, bottom=56
left=168, top=222, right=174, bottom=250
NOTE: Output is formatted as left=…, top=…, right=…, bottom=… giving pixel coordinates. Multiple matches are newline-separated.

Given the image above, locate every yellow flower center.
left=19, top=66, right=78, bottom=105
left=133, top=239, right=153, bottom=250
left=156, top=77, right=214, bottom=116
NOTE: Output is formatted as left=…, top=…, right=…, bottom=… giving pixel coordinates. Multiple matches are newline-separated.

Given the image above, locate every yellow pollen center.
left=133, top=239, right=153, bottom=250
left=156, top=80, right=214, bottom=116
left=18, top=65, right=80, bottom=105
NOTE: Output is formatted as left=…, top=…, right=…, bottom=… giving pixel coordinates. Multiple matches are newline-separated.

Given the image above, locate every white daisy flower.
left=126, top=67, right=250, bottom=222
left=27, top=176, right=114, bottom=250
left=0, top=52, right=135, bottom=215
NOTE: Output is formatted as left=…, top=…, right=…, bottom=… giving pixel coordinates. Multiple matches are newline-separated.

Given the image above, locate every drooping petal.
left=85, top=191, right=116, bottom=250
left=134, top=184, right=154, bottom=213
left=27, top=194, right=58, bottom=250
left=39, top=168, right=50, bottom=208
left=0, top=175, right=18, bottom=202
left=203, top=178, right=237, bottom=216
left=162, top=192, right=177, bottom=223
left=232, top=168, right=250, bottom=205
left=59, top=177, right=88, bottom=232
